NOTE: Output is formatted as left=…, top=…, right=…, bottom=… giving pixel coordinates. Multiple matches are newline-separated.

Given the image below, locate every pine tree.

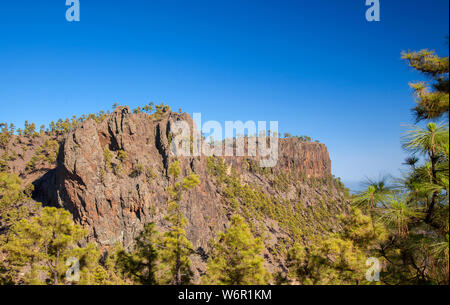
left=352, top=177, right=392, bottom=211
left=158, top=202, right=194, bottom=285
left=23, top=121, right=36, bottom=137
left=69, top=242, right=111, bottom=285
left=203, top=215, right=270, bottom=285
left=115, top=223, right=160, bottom=285
left=158, top=161, right=199, bottom=285
left=346, top=44, right=450, bottom=284
left=402, top=122, right=449, bottom=223
left=0, top=172, right=39, bottom=234
left=0, top=123, right=11, bottom=149
left=1, top=207, right=87, bottom=284
left=142, top=102, right=154, bottom=114
left=402, top=48, right=449, bottom=121
left=287, top=208, right=388, bottom=285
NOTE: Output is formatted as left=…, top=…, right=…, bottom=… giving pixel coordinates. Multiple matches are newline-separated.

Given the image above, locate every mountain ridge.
left=1, top=106, right=350, bottom=280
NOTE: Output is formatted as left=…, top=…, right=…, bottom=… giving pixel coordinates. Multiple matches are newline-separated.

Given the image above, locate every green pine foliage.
left=0, top=172, right=39, bottom=236
left=25, top=139, right=59, bottom=172
left=203, top=215, right=270, bottom=285
left=158, top=201, right=195, bottom=285
left=157, top=161, right=200, bottom=285
left=114, top=223, right=160, bottom=285
left=401, top=48, right=449, bottom=121
left=0, top=123, right=12, bottom=150
left=1, top=207, right=87, bottom=284
left=286, top=208, right=388, bottom=285
left=0, top=60, right=446, bottom=286
left=347, top=45, right=449, bottom=284
left=205, top=156, right=344, bottom=243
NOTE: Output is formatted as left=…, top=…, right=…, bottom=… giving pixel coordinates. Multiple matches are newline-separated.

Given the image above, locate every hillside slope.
left=2, top=107, right=350, bottom=280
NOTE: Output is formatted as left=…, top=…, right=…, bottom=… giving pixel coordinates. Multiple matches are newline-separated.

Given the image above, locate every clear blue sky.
left=0, top=0, right=448, bottom=189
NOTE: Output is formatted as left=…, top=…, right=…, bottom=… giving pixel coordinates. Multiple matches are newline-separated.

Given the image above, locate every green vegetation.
left=117, top=150, right=127, bottom=163
left=145, top=166, right=157, bottom=182
left=132, top=102, right=171, bottom=119
left=0, top=206, right=115, bottom=285
left=98, top=167, right=106, bottom=183
left=130, top=163, right=145, bottom=178
left=287, top=208, right=387, bottom=284
left=1, top=172, right=108, bottom=285
left=1, top=174, right=123, bottom=285
left=0, top=173, right=39, bottom=235
left=206, top=156, right=343, bottom=243
left=296, top=135, right=312, bottom=142
left=105, top=161, right=200, bottom=285
left=23, top=121, right=37, bottom=137
left=2, top=207, right=87, bottom=284
left=114, top=223, right=160, bottom=285
left=345, top=46, right=449, bottom=284
left=154, top=103, right=171, bottom=120
left=0, top=43, right=447, bottom=286
left=103, top=147, right=113, bottom=170
left=112, top=163, right=123, bottom=177
left=203, top=215, right=270, bottom=285
left=0, top=123, right=12, bottom=150
left=158, top=161, right=199, bottom=285
left=402, top=48, right=449, bottom=121
left=25, top=139, right=59, bottom=172
left=0, top=153, right=11, bottom=173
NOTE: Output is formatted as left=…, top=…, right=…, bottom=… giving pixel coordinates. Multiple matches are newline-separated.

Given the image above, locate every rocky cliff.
left=4, top=107, right=348, bottom=279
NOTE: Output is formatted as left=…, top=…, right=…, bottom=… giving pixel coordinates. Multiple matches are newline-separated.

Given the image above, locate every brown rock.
left=31, top=106, right=347, bottom=279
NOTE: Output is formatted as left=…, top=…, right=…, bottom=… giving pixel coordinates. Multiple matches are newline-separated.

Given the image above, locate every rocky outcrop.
left=32, top=107, right=347, bottom=278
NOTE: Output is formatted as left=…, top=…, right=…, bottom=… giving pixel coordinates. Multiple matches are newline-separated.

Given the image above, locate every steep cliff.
left=4, top=107, right=349, bottom=279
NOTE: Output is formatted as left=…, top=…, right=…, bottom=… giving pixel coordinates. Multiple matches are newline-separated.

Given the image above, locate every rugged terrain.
left=1, top=107, right=350, bottom=279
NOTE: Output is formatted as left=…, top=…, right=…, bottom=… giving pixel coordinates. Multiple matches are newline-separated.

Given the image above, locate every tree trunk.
left=176, top=251, right=182, bottom=285
left=54, top=249, right=59, bottom=285
left=425, top=152, right=438, bottom=223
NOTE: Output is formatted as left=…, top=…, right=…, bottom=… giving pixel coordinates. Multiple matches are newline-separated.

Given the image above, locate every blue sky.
left=0, top=0, right=448, bottom=189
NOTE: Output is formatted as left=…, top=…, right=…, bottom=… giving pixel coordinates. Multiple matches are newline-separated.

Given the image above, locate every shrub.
left=117, top=150, right=127, bottom=163
left=103, top=147, right=113, bottom=170
left=145, top=167, right=157, bottom=182
left=130, top=163, right=145, bottom=178
left=113, top=163, right=123, bottom=177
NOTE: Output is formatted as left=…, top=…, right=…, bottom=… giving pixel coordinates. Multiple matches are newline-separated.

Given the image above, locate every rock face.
left=33, top=107, right=347, bottom=277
